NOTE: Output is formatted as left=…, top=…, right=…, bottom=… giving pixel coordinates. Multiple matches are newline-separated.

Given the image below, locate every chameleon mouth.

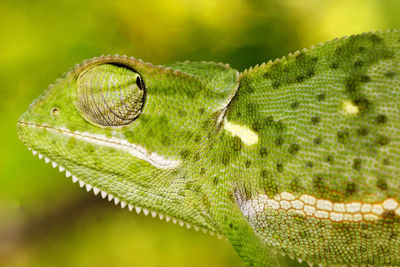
left=23, top=145, right=219, bottom=237
left=17, top=121, right=181, bottom=170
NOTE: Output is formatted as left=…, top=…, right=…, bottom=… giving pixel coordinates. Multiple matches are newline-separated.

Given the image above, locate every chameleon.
left=17, top=29, right=400, bottom=266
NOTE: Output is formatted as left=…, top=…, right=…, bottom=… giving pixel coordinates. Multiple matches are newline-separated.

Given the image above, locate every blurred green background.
left=1, top=0, right=399, bottom=266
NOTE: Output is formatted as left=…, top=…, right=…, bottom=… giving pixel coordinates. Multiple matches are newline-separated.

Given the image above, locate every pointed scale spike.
left=194, top=226, right=199, bottom=231
left=128, top=204, right=133, bottom=211
left=79, top=180, right=85, bottom=188
left=38, top=154, right=43, bottom=159
left=135, top=206, right=142, bottom=214
left=151, top=211, right=157, bottom=218
left=185, top=223, right=191, bottom=229
left=120, top=201, right=126, bottom=208
left=28, top=147, right=31, bottom=151
left=45, top=157, right=50, bottom=163
left=114, top=197, right=120, bottom=205
left=51, top=161, right=57, bottom=168
left=85, top=184, right=92, bottom=192
left=179, top=221, right=184, bottom=227
left=32, top=150, right=37, bottom=156
left=65, top=171, right=71, bottom=177
left=92, top=187, right=100, bottom=195
left=143, top=209, right=149, bottom=216
left=59, top=166, right=65, bottom=172
left=165, top=216, right=171, bottom=222
left=108, top=194, right=114, bottom=201
left=172, top=218, right=177, bottom=224
left=101, top=191, right=107, bottom=199
left=72, top=176, right=78, bottom=183
left=158, top=214, right=164, bottom=220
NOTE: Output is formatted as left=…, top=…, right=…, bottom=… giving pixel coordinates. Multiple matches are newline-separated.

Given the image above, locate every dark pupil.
left=136, top=76, right=143, bottom=90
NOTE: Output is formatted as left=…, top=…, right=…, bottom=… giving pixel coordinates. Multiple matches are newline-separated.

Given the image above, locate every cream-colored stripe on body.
left=240, top=191, right=399, bottom=222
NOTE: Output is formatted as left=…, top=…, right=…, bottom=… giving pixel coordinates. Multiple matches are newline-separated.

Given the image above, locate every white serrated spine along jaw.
left=26, top=145, right=217, bottom=238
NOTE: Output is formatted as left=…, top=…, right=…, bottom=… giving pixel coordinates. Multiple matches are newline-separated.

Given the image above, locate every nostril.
left=51, top=108, right=60, bottom=116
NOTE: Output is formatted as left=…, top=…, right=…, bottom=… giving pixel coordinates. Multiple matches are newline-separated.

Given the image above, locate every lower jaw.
left=24, top=145, right=220, bottom=237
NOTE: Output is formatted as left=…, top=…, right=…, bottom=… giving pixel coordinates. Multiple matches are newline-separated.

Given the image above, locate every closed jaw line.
left=18, top=121, right=181, bottom=170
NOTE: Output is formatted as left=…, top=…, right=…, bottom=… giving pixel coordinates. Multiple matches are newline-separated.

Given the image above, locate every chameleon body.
left=17, top=29, right=400, bottom=266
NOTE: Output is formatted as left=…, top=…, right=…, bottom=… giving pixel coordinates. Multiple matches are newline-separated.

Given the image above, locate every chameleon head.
left=17, top=55, right=239, bottom=226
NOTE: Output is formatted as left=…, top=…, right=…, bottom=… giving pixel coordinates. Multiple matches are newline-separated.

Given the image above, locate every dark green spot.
left=213, top=177, right=219, bottom=185
left=288, top=143, right=300, bottom=155
left=251, top=122, right=263, bottom=132
left=376, top=135, right=390, bottom=146
left=306, top=161, right=314, bottom=168
left=290, top=101, right=299, bottom=109
left=260, top=147, right=268, bottom=157
left=180, top=150, right=191, bottom=159
left=313, top=137, right=322, bottom=145
left=194, top=134, right=202, bottom=143
left=261, top=169, right=269, bottom=178
left=311, top=116, right=320, bottom=124
left=326, top=155, right=334, bottom=163
left=330, top=62, right=339, bottom=69
left=370, top=34, right=383, bottom=43
left=264, top=52, right=318, bottom=89
left=245, top=160, right=251, bottom=168
left=354, top=60, right=364, bottom=67
left=193, top=153, right=200, bottom=162
left=360, top=75, right=371, bottom=83
left=346, top=182, right=357, bottom=196
left=383, top=158, right=390, bottom=165
left=385, top=71, right=396, bottom=78
left=232, top=136, right=242, bottom=151
left=357, top=127, right=369, bottom=136
left=316, top=93, right=326, bottom=101
left=353, top=158, right=362, bottom=171
left=221, top=153, right=230, bottom=165
left=313, top=175, right=326, bottom=194
left=377, top=178, right=388, bottom=190
left=275, top=137, right=284, bottom=146
left=198, top=108, right=204, bottom=114
left=337, top=130, right=350, bottom=143
left=376, top=114, right=387, bottom=124
left=276, top=163, right=283, bottom=173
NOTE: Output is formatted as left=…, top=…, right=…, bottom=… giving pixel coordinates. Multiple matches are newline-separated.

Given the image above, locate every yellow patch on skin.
left=342, top=100, right=359, bottom=114
left=223, top=119, right=259, bottom=145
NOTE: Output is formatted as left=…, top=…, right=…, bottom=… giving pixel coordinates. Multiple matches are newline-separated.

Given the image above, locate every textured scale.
left=17, top=30, right=400, bottom=266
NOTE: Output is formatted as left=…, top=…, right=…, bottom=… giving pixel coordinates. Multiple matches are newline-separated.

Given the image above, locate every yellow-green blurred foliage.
left=1, top=0, right=399, bottom=266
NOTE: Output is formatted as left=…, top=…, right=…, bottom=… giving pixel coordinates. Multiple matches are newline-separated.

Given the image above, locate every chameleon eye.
left=75, top=63, right=145, bottom=127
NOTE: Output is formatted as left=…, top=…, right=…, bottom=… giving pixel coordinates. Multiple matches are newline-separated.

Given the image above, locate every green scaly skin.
left=17, top=29, right=400, bottom=266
